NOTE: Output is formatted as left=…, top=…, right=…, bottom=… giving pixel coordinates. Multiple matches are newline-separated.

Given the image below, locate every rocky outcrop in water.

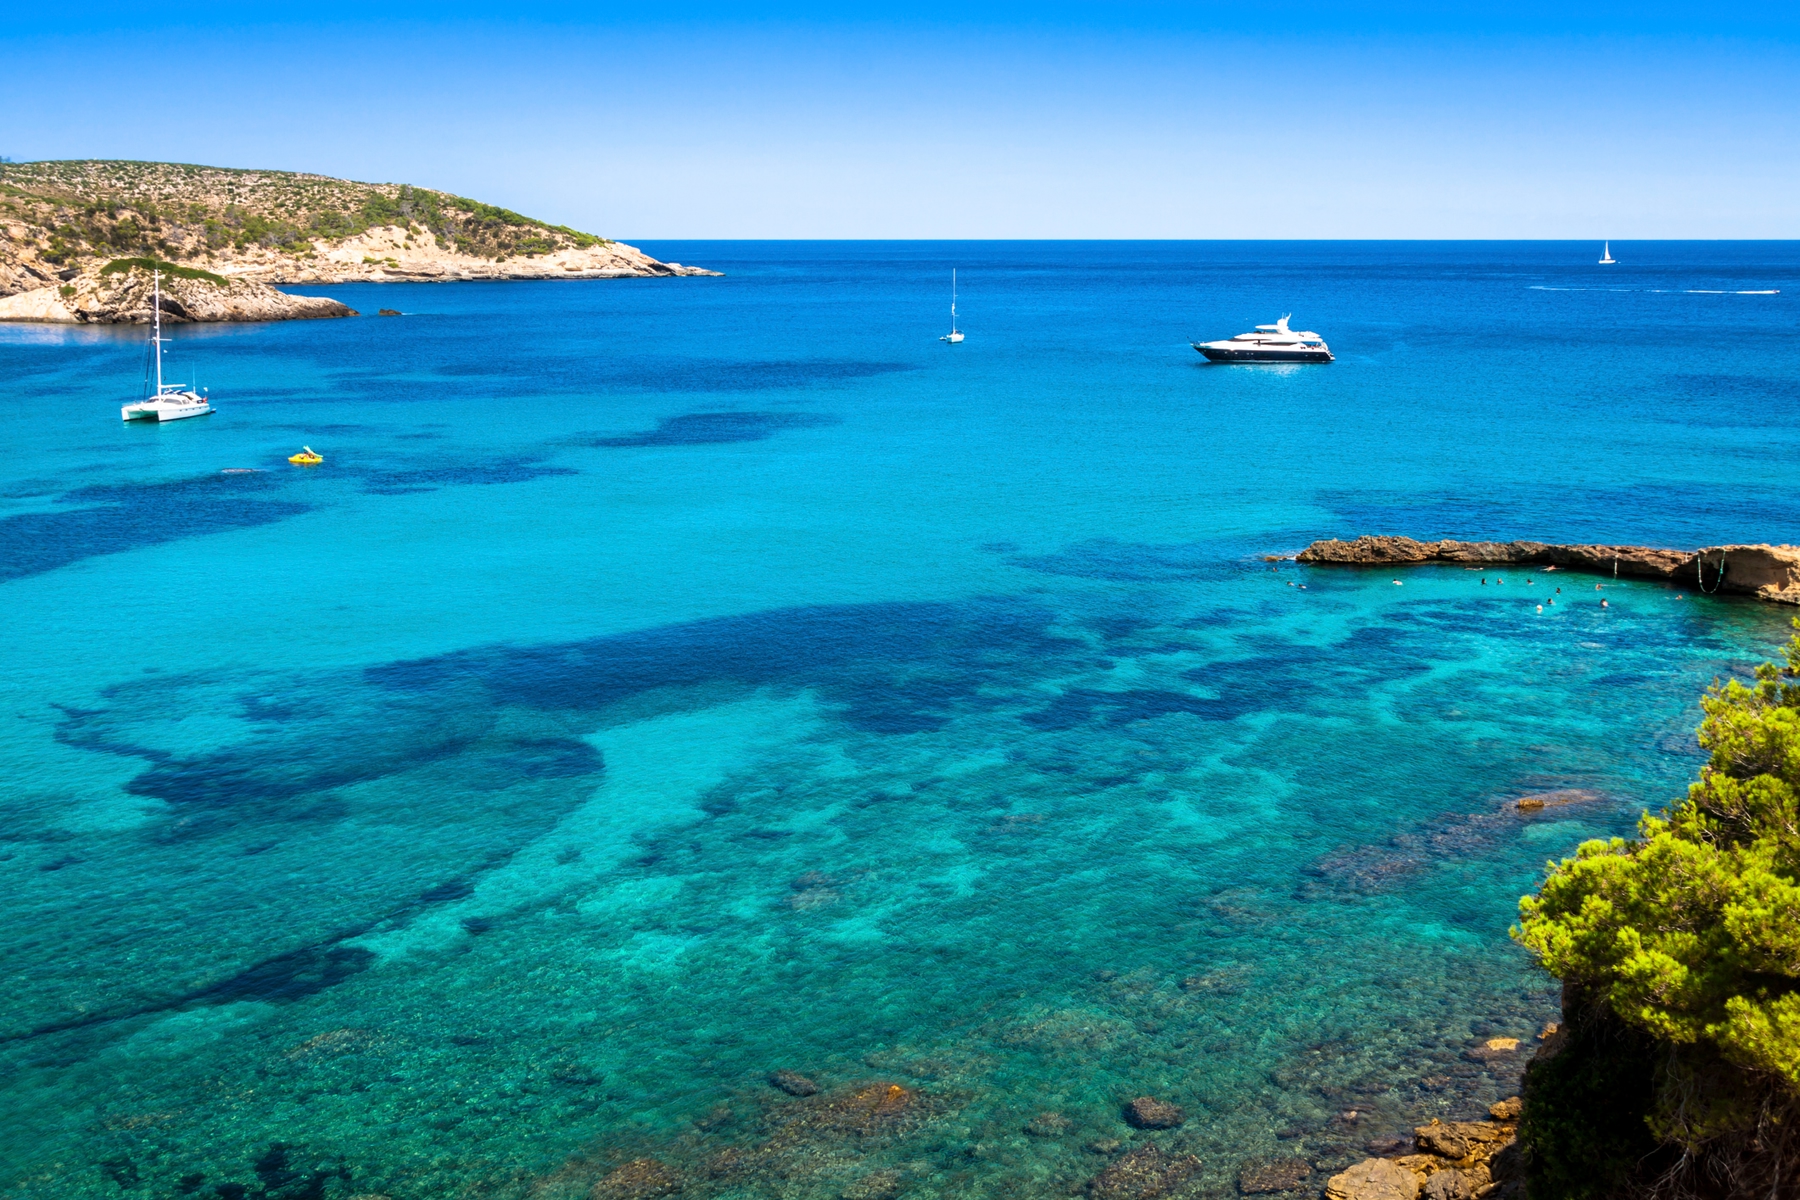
left=0, top=262, right=353, bottom=324
left=1325, top=1157, right=1421, bottom=1200
left=1324, top=1099, right=1522, bottom=1200
left=1295, top=536, right=1800, bottom=604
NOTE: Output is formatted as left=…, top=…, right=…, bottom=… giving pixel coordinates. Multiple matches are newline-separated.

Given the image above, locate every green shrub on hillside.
left=1516, top=624, right=1800, bottom=1196
left=99, top=258, right=228, bottom=286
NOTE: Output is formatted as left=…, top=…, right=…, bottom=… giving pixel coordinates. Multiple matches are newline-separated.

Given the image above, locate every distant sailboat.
left=1599, top=242, right=1617, bottom=265
left=940, top=270, right=964, bottom=343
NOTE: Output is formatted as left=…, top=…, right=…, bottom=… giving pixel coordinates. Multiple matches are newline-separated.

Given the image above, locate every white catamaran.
left=940, top=269, right=964, bottom=343
left=121, top=271, right=213, bottom=422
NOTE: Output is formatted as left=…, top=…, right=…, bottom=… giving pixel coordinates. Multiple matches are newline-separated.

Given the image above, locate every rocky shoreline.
left=1296, top=536, right=1800, bottom=605
left=0, top=233, right=715, bottom=324
left=0, top=160, right=719, bottom=324
left=0, top=263, right=354, bottom=324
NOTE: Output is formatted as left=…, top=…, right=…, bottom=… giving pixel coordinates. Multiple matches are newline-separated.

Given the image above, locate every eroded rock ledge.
left=0, top=264, right=353, bottom=324
left=1295, top=536, right=1800, bottom=605
left=1325, top=1098, right=1523, bottom=1200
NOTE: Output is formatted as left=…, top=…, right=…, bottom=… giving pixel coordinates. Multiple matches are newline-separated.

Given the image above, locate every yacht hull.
left=1194, top=344, right=1333, bottom=363
left=122, top=402, right=213, bottom=422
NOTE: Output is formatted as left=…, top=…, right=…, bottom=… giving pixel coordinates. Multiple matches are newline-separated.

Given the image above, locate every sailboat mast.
left=153, top=270, right=163, bottom=395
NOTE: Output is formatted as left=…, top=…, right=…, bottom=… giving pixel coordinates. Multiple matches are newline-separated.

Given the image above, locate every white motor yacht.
left=122, top=271, right=213, bottom=422
left=1192, top=315, right=1332, bottom=363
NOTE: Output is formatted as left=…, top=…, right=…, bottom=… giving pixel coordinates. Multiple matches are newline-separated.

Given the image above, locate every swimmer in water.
left=1537, top=604, right=1543, bottom=613
left=1602, top=599, right=1610, bottom=608
left=1393, top=579, right=1403, bottom=586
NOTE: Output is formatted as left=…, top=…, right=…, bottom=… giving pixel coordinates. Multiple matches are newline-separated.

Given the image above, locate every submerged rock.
left=1025, top=1110, right=1073, bottom=1137
left=773, top=1081, right=921, bottom=1137
left=1462, top=1039, right=1521, bottom=1064
left=841, top=1169, right=903, bottom=1200
left=1086, top=1144, right=1203, bottom=1200
left=786, top=871, right=841, bottom=910
left=589, top=1158, right=682, bottom=1200
left=1122, top=1096, right=1185, bottom=1129
left=769, top=1069, right=820, bottom=1096
left=1237, top=1157, right=1313, bottom=1193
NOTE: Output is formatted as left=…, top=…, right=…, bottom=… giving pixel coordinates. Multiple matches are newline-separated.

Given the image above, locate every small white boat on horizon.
left=940, top=269, right=964, bottom=343
left=122, top=271, right=213, bottom=422
left=1599, top=242, right=1617, bottom=265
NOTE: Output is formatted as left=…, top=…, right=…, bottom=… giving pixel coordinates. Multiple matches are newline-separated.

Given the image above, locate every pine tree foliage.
left=1516, top=625, right=1800, bottom=1194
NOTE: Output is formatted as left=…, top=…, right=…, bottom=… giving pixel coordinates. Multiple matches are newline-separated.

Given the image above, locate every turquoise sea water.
left=2, top=241, right=1798, bottom=1200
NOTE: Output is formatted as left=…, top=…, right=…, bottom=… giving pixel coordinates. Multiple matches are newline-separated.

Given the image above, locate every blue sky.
left=5, top=3, right=1798, bottom=238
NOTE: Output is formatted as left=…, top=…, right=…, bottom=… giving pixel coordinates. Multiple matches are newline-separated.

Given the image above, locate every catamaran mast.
left=153, top=270, right=163, bottom=396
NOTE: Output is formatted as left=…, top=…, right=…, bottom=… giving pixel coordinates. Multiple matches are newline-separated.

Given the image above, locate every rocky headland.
left=0, top=159, right=717, bottom=324
left=0, top=259, right=354, bottom=324
left=1296, top=535, right=1800, bottom=605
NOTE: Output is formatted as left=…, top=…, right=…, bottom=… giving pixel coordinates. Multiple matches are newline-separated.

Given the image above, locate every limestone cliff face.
left=0, top=265, right=354, bottom=324
left=1295, top=535, right=1800, bottom=605
left=0, top=159, right=718, bottom=322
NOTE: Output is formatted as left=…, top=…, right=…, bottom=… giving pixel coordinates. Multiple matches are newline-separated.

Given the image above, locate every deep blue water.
left=1, top=241, right=1797, bottom=1200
